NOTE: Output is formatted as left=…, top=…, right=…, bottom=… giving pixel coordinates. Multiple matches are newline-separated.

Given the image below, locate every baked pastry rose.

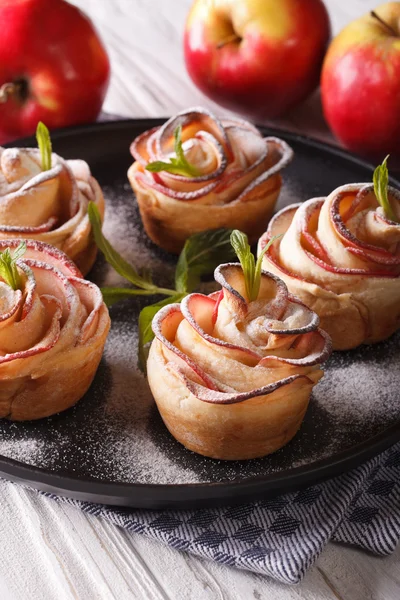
left=0, top=240, right=110, bottom=421
left=259, top=179, right=400, bottom=350
left=147, top=263, right=331, bottom=460
left=128, top=107, right=293, bottom=254
left=0, top=143, right=104, bottom=274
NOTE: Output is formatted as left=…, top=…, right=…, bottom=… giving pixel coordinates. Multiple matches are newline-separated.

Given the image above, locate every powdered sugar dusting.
left=0, top=142, right=398, bottom=488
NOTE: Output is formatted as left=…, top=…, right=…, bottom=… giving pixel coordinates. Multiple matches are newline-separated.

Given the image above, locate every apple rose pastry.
left=259, top=159, right=400, bottom=350
left=0, top=123, right=105, bottom=274
left=128, top=107, right=293, bottom=253
left=147, top=234, right=331, bottom=460
left=0, top=239, right=110, bottom=421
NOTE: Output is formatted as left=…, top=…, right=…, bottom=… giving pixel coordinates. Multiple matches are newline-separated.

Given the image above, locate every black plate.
left=1, top=119, right=399, bottom=509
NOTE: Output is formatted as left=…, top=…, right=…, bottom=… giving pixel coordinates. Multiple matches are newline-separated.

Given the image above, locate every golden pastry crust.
left=0, top=240, right=110, bottom=421
left=259, top=183, right=400, bottom=350
left=0, top=148, right=105, bottom=274
left=148, top=264, right=331, bottom=460
left=128, top=107, right=293, bottom=254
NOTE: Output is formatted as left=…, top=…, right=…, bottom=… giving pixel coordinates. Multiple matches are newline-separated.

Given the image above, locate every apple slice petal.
left=235, top=137, right=293, bottom=203
left=214, top=263, right=248, bottom=318
left=211, top=289, right=224, bottom=324
left=155, top=131, right=228, bottom=185
left=155, top=106, right=232, bottom=159
left=0, top=146, right=104, bottom=275
left=148, top=251, right=330, bottom=460
left=0, top=295, right=62, bottom=365
left=0, top=239, right=82, bottom=278
left=169, top=365, right=311, bottom=405
left=224, top=125, right=267, bottom=168
left=260, top=179, right=400, bottom=350
left=329, top=184, right=399, bottom=259
left=135, top=171, right=219, bottom=200
left=0, top=216, right=58, bottom=235
left=178, top=264, right=331, bottom=370
left=0, top=148, right=41, bottom=185
left=180, top=293, right=261, bottom=365
left=152, top=303, right=219, bottom=390
left=130, top=127, right=160, bottom=166
left=128, top=107, right=294, bottom=255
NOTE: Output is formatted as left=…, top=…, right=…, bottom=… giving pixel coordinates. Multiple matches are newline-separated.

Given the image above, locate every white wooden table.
left=1, top=1, right=399, bottom=598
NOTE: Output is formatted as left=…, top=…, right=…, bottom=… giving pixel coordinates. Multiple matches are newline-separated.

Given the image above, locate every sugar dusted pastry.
left=0, top=123, right=105, bottom=274
left=128, top=107, right=293, bottom=254
left=147, top=236, right=331, bottom=460
left=0, top=239, right=110, bottom=421
left=259, top=162, right=400, bottom=350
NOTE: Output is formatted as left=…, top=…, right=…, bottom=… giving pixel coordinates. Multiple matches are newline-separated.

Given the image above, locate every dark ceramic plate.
left=1, top=119, right=399, bottom=509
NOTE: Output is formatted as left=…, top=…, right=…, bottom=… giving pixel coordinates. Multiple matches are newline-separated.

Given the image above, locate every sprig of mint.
left=88, top=201, right=235, bottom=369
left=88, top=203, right=176, bottom=297
left=0, top=241, right=26, bottom=291
left=230, top=230, right=281, bottom=302
left=145, top=125, right=201, bottom=177
left=175, top=228, right=234, bottom=293
left=36, top=122, right=52, bottom=171
left=373, top=155, right=398, bottom=223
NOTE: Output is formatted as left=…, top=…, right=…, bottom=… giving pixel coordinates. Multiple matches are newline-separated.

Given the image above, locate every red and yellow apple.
left=184, top=0, right=331, bottom=119
left=321, top=2, right=400, bottom=157
left=0, top=0, right=110, bottom=144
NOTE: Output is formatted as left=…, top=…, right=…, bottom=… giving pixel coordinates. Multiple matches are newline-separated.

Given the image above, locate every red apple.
left=0, top=0, right=110, bottom=144
left=321, top=2, right=400, bottom=157
left=184, top=0, right=331, bottom=119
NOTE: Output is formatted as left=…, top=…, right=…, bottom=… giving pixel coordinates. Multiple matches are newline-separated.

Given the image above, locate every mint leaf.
left=174, top=124, right=187, bottom=164
left=253, top=236, right=280, bottom=299
left=145, top=161, right=193, bottom=176
left=101, top=287, right=164, bottom=307
left=175, top=228, right=235, bottom=293
left=230, top=230, right=255, bottom=301
left=0, top=241, right=26, bottom=291
left=36, top=122, right=52, bottom=171
left=373, top=155, right=398, bottom=222
left=230, top=230, right=281, bottom=302
left=145, top=125, right=201, bottom=178
left=88, top=202, right=157, bottom=291
left=138, top=293, right=184, bottom=372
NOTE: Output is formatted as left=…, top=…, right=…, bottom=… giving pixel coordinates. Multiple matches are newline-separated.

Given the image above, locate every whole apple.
left=321, top=2, right=400, bottom=157
left=184, top=0, right=331, bottom=119
left=0, top=0, right=110, bottom=144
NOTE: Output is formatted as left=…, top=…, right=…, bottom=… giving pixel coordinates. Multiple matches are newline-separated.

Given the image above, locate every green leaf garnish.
left=145, top=125, right=201, bottom=178
left=100, top=287, right=168, bottom=307
left=373, top=155, right=398, bottom=222
left=175, top=228, right=235, bottom=293
left=36, top=122, right=52, bottom=171
left=230, top=230, right=281, bottom=302
left=138, top=293, right=185, bottom=372
left=0, top=241, right=26, bottom=291
left=88, top=202, right=175, bottom=296
left=89, top=201, right=236, bottom=367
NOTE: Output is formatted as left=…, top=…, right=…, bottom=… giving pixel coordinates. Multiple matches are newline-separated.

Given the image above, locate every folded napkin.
left=41, top=441, right=400, bottom=585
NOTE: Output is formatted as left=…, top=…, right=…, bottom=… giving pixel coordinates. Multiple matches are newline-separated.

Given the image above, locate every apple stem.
left=370, top=10, right=398, bottom=37
left=217, top=34, right=241, bottom=49
left=0, top=82, right=20, bottom=104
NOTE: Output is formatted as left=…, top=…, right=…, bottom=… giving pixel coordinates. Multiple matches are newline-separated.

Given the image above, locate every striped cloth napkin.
left=43, top=441, right=400, bottom=584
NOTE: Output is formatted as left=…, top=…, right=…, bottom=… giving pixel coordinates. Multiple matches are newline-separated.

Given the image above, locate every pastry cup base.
left=73, top=242, right=98, bottom=277
left=148, top=341, right=313, bottom=461
left=0, top=330, right=108, bottom=422
left=159, top=405, right=308, bottom=460
left=128, top=164, right=282, bottom=254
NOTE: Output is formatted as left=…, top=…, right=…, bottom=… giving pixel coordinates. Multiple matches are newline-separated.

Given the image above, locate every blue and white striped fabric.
left=42, top=441, right=400, bottom=584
